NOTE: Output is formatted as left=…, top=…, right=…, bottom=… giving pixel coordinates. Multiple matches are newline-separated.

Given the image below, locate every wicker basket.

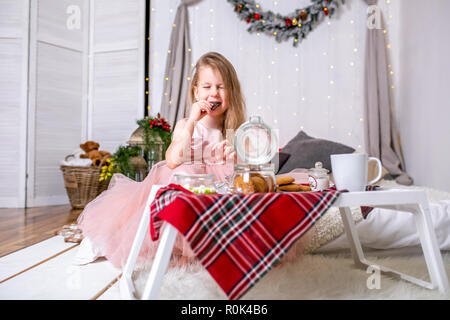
left=60, top=155, right=110, bottom=209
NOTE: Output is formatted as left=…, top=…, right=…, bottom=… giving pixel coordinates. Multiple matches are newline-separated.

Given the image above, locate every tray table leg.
left=339, top=207, right=366, bottom=268
left=413, top=202, right=449, bottom=293
left=141, top=224, right=178, bottom=300
left=120, top=185, right=163, bottom=299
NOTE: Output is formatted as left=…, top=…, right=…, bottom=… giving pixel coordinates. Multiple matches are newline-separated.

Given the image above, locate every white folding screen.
left=0, top=0, right=29, bottom=207
left=89, top=0, right=146, bottom=153
left=0, top=0, right=146, bottom=208
left=26, top=0, right=89, bottom=207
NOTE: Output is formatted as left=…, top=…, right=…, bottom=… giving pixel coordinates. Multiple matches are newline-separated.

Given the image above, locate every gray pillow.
left=278, top=131, right=355, bottom=174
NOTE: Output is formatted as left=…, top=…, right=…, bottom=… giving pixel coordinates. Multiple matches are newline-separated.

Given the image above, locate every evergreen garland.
left=227, top=0, right=345, bottom=47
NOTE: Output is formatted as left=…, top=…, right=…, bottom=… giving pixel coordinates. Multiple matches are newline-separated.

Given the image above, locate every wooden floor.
left=0, top=205, right=82, bottom=258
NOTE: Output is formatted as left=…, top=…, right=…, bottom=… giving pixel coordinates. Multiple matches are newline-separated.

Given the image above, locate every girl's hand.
left=224, top=145, right=237, bottom=163
left=189, top=100, right=212, bottom=122
left=211, top=140, right=236, bottom=164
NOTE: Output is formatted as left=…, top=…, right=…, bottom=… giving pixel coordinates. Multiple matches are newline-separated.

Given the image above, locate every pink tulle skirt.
left=77, top=162, right=312, bottom=269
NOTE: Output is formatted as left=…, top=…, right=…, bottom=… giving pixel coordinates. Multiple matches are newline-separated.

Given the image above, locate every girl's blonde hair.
left=190, top=52, right=247, bottom=140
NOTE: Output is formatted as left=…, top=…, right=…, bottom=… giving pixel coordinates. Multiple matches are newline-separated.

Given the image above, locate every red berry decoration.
left=254, top=13, right=261, bottom=20
left=285, top=18, right=292, bottom=26
left=323, top=7, right=329, bottom=16
left=246, top=15, right=251, bottom=23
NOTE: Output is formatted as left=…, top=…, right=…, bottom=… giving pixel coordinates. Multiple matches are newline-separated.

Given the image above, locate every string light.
left=149, top=3, right=375, bottom=148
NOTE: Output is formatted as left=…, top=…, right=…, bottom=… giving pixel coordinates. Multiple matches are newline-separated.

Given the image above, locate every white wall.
left=396, top=0, right=450, bottom=192
left=150, top=0, right=450, bottom=192
left=149, top=0, right=394, bottom=153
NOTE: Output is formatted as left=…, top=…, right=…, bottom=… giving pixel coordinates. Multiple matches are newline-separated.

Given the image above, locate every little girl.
left=76, top=52, right=247, bottom=269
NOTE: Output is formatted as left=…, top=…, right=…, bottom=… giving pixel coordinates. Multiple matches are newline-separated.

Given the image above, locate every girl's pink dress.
left=77, top=121, right=311, bottom=269
left=77, top=121, right=234, bottom=269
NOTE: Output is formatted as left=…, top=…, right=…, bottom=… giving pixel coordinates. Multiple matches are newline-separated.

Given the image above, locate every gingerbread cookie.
left=251, top=175, right=268, bottom=192
left=276, top=176, right=295, bottom=186
left=233, top=174, right=255, bottom=194
left=265, top=176, right=275, bottom=192
left=277, top=183, right=311, bottom=192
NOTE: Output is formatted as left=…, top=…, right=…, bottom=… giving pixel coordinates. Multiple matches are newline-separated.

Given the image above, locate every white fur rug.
left=133, top=249, right=450, bottom=300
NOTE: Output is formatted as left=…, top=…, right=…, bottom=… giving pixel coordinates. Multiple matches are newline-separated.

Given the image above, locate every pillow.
left=277, top=131, right=355, bottom=174
left=270, top=152, right=291, bottom=174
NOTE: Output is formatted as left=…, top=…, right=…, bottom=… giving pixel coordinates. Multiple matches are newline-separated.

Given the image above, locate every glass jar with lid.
left=231, top=116, right=278, bottom=194
left=308, top=162, right=330, bottom=191
left=174, top=173, right=216, bottom=194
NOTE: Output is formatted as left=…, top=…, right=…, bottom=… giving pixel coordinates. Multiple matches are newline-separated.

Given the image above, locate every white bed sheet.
left=316, top=180, right=450, bottom=252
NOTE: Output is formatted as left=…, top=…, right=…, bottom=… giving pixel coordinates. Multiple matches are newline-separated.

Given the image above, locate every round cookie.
left=265, top=176, right=275, bottom=192
left=276, top=176, right=295, bottom=186
left=251, top=175, right=268, bottom=193
left=233, top=174, right=255, bottom=194
left=277, top=183, right=305, bottom=192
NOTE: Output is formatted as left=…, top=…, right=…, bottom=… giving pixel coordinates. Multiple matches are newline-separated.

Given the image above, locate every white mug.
left=330, top=153, right=382, bottom=192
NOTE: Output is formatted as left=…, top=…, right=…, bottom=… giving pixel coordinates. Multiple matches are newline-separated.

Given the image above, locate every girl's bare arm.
left=165, top=118, right=196, bottom=169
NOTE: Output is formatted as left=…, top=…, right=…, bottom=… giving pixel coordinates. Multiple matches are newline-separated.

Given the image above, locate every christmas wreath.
left=227, top=0, right=345, bottom=47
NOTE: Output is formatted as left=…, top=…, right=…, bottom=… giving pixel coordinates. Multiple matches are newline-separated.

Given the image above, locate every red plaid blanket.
left=150, top=184, right=341, bottom=300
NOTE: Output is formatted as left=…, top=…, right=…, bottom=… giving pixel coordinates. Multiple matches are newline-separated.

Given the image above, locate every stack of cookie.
left=233, top=173, right=275, bottom=194
left=276, top=176, right=311, bottom=192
